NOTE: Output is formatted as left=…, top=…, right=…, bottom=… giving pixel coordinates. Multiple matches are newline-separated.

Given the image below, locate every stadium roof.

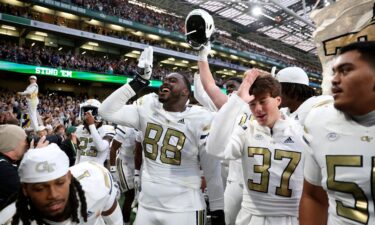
left=137, top=0, right=333, bottom=67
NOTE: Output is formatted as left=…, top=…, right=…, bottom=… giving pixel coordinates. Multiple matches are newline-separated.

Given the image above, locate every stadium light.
left=88, top=42, right=99, bottom=46
left=35, top=31, right=48, bottom=37
left=252, top=7, right=262, bottom=17
left=1, top=25, right=16, bottom=30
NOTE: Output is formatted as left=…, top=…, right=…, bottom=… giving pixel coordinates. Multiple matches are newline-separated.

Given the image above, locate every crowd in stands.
left=0, top=41, right=193, bottom=81
left=0, top=88, right=85, bottom=129
left=0, top=1, right=321, bottom=74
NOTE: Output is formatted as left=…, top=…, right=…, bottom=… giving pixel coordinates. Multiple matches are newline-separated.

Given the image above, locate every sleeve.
left=303, top=150, right=322, bottom=186
left=135, top=130, right=143, bottom=142
left=197, top=117, right=224, bottom=211
left=193, top=73, right=218, bottom=112
left=100, top=166, right=118, bottom=211
left=20, top=84, right=37, bottom=95
left=99, top=84, right=141, bottom=129
left=89, top=124, right=109, bottom=152
left=206, top=94, right=249, bottom=159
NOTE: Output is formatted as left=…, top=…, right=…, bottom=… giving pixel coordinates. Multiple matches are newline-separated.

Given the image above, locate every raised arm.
left=197, top=43, right=228, bottom=109
left=193, top=72, right=218, bottom=111
left=99, top=46, right=153, bottom=128
left=206, top=70, right=258, bottom=159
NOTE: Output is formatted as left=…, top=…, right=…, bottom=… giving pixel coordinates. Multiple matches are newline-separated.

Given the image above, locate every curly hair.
left=11, top=177, right=88, bottom=225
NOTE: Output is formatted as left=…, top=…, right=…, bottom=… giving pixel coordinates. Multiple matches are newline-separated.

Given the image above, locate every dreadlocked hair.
left=11, top=177, right=88, bottom=225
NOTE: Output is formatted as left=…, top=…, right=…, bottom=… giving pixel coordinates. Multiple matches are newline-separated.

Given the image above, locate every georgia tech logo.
left=35, top=161, right=56, bottom=173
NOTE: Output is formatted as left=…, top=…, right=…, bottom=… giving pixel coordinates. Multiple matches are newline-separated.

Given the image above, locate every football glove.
left=198, top=42, right=211, bottom=62
left=137, top=46, right=153, bottom=80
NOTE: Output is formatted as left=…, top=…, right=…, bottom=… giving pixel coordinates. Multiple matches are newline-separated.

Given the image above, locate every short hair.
left=249, top=75, right=281, bottom=98
left=225, top=77, right=242, bottom=84
left=339, top=41, right=375, bottom=68
left=281, top=83, right=315, bottom=102
left=167, top=72, right=192, bottom=96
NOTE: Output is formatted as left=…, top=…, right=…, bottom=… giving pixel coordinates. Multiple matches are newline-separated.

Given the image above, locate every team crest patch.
left=327, top=132, right=339, bottom=141
left=361, top=136, right=373, bottom=142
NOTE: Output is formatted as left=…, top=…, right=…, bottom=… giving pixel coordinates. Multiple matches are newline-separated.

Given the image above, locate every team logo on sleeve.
left=327, top=132, right=339, bottom=141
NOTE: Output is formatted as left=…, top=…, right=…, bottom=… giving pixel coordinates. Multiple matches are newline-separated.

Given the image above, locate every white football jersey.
left=45, top=161, right=117, bottom=225
left=75, top=125, right=114, bottom=164
left=304, top=104, right=375, bottom=225
left=99, top=87, right=224, bottom=213
left=114, top=125, right=137, bottom=160
left=288, top=95, right=333, bottom=124
left=207, top=95, right=309, bottom=217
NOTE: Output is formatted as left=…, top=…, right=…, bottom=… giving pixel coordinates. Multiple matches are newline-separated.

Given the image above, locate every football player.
left=300, top=41, right=375, bottom=225
left=206, top=72, right=310, bottom=225
left=194, top=71, right=244, bottom=225
left=109, top=125, right=138, bottom=225
left=274, top=66, right=333, bottom=124
left=99, top=46, right=225, bottom=225
left=75, top=99, right=115, bottom=165
left=11, top=144, right=122, bottom=225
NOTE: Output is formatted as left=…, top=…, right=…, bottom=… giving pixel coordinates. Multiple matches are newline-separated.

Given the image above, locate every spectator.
left=60, top=126, right=79, bottom=166
left=0, top=125, right=27, bottom=210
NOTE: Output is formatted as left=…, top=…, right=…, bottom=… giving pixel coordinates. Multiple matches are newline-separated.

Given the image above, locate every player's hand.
left=137, top=46, right=153, bottom=80
left=237, top=69, right=260, bottom=103
left=111, top=172, right=121, bottom=200
left=84, top=112, right=95, bottom=125
left=198, top=42, right=211, bottom=62
left=210, top=210, right=225, bottom=225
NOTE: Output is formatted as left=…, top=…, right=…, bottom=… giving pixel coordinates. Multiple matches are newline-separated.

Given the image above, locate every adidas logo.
left=284, top=137, right=294, bottom=143
left=177, top=118, right=185, bottom=124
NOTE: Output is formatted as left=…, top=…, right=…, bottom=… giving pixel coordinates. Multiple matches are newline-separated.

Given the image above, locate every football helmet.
left=185, top=9, right=215, bottom=50
left=79, top=99, right=102, bottom=122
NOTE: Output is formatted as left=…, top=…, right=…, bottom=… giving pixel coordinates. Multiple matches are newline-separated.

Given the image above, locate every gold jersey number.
left=326, top=155, right=374, bottom=224
left=143, top=122, right=186, bottom=166
left=247, top=147, right=301, bottom=197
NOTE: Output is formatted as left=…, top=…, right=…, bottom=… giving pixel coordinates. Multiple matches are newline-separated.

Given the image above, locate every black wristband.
left=210, top=210, right=225, bottom=225
left=128, top=75, right=150, bottom=93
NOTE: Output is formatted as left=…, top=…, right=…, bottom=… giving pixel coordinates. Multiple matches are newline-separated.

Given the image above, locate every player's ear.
left=181, top=88, right=190, bottom=97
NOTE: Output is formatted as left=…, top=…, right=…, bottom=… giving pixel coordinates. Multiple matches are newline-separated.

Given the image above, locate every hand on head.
left=237, top=69, right=260, bottom=103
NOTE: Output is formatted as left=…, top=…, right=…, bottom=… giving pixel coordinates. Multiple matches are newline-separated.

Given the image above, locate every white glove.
left=110, top=170, right=121, bottom=200
left=134, top=170, right=141, bottom=192
left=137, top=46, right=153, bottom=80
left=198, top=42, right=211, bottom=62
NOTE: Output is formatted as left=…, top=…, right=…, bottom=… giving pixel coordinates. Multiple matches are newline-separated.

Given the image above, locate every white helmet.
left=185, top=9, right=215, bottom=50
left=79, top=99, right=102, bottom=122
